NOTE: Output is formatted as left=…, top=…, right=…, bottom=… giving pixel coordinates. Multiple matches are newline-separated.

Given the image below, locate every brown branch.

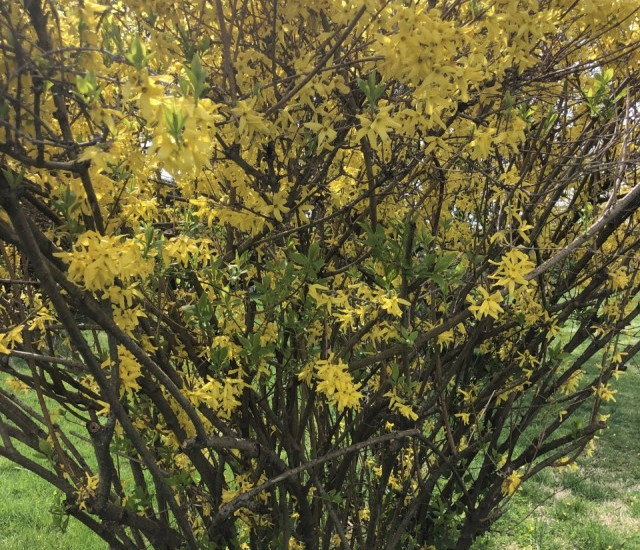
left=8, top=349, right=85, bottom=368
left=526, top=179, right=640, bottom=282
left=264, top=6, right=367, bottom=117
left=181, top=433, right=260, bottom=457
left=215, top=428, right=419, bottom=522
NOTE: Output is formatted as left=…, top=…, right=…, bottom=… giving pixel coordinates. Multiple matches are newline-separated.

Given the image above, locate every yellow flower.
left=355, top=104, right=402, bottom=144
left=437, top=329, right=455, bottom=350
left=193, top=376, right=245, bottom=419
left=593, top=383, right=617, bottom=402
left=609, top=268, right=629, bottom=291
left=559, top=369, right=584, bottom=395
left=469, top=126, right=496, bottom=160
left=304, top=120, right=337, bottom=151
left=0, top=324, right=24, bottom=354
left=501, top=470, right=522, bottom=496
left=496, top=453, right=508, bottom=470
left=489, top=249, right=534, bottom=296
left=385, top=389, right=418, bottom=421
left=231, top=100, right=271, bottom=143
left=378, top=293, right=410, bottom=317
left=75, top=473, right=100, bottom=511
left=56, top=231, right=152, bottom=292
left=5, top=377, right=30, bottom=393
left=467, top=286, right=504, bottom=320
left=315, top=359, right=363, bottom=411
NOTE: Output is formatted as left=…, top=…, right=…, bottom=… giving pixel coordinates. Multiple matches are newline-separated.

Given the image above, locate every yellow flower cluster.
left=489, top=249, right=535, bottom=297
left=501, top=470, right=522, bottom=497
left=188, top=376, right=245, bottom=419
left=467, top=286, right=504, bottom=320
left=314, top=359, right=363, bottom=412
left=57, top=231, right=153, bottom=292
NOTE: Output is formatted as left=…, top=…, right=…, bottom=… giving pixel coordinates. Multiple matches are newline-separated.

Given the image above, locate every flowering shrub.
left=1, top=1, right=639, bottom=548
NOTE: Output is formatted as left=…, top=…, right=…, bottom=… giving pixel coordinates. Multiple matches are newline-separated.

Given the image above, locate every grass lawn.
left=0, top=390, right=104, bottom=549
left=0, top=459, right=103, bottom=549
left=472, top=362, right=640, bottom=550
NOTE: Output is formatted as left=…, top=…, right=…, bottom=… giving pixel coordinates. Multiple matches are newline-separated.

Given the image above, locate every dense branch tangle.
left=1, top=0, right=640, bottom=548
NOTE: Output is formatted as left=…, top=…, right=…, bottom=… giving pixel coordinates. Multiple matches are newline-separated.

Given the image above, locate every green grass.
left=0, top=459, right=103, bottom=549
left=472, top=363, right=640, bottom=550
left=0, top=389, right=104, bottom=550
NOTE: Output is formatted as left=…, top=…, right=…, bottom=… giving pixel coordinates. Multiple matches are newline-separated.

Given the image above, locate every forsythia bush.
left=1, top=0, right=640, bottom=548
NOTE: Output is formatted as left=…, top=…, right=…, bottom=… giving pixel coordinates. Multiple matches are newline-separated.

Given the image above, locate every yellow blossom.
left=0, top=324, right=24, bottom=354
left=355, top=104, right=402, bottom=144
left=501, top=470, right=522, bottom=496
left=315, top=359, right=363, bottom=411
left=489, top=249, right=535, bottom=296
left=378, top=293, right=410, bottom=317
left=467, top=287, right=504, bottom=320
left=593, top=383, right=617, bottom=402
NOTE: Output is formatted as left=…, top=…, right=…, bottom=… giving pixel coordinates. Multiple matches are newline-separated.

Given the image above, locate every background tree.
left=1, top=0, right=640, bottom=548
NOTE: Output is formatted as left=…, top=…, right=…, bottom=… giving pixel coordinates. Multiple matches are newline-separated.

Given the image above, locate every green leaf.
left=126, top=35, right=152, bottom=69
left=324, top=489, right=344, bottom=505
left=357, top=70, right=386, bottom=111
left=75, top=69, right=101, bottom=103
left=49, top=492, right=70, bottom=533
left=614, top=87, right=628, bottom=103
left=184, top=53, right=208, bottom=103
left=37, top=438, right=54, bottom=460
left=356, top=77, right=369, bottom=95
left=2, top=168, right=23, bottom=189
left=163, top=105, right=189, bottom=144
